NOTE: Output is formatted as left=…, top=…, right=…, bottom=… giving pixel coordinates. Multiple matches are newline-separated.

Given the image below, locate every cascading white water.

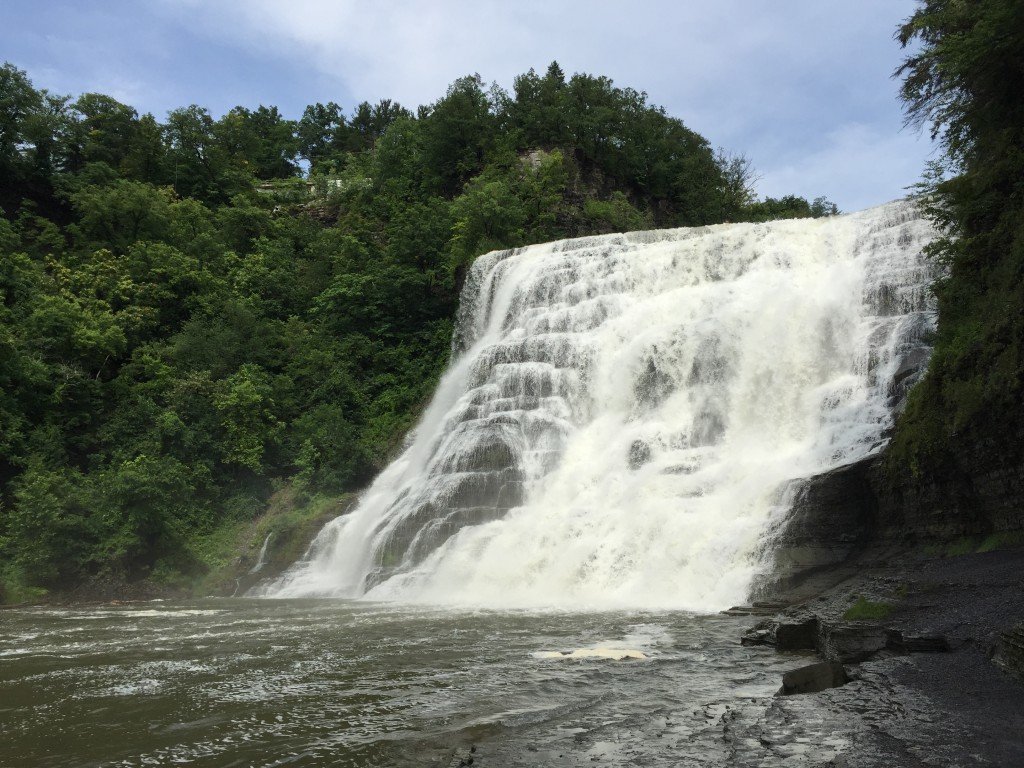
left=249, top=533, right=274, bottom=574
left=258, top=200, right=935, bottom=610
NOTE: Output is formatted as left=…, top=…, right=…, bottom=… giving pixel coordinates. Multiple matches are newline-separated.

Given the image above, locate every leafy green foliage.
left=843, top=597, right=894, bottom=621
left=0, top=60, right=833, bottom=596
left=889, top=1, right=1024, bottom=482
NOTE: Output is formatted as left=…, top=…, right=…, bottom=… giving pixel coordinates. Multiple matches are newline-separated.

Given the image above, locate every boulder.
left=778, top=661, right=850, bottom=696
left=628, top=439, right=651, bottom=469
left=775, top=615, right=819, bottom=650
left=818, top=621, right=888, bottom=663
left=740, top=624, right=774, bottom=646
left=740, top=615, right=819, bottom=650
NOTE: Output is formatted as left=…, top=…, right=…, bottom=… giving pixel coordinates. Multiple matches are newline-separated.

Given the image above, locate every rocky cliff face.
left=763, top=459, right=878, bottom=593
left=871, top=430, right=1024, bottom=538
left=763, top=438, right=1024, bottom=595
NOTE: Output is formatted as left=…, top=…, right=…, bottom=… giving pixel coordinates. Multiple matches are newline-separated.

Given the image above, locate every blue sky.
left=1, top=0, right=934, bottom=212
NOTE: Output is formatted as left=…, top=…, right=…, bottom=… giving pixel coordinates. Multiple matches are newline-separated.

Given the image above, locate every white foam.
left=533, top=648, right=647, bottom=660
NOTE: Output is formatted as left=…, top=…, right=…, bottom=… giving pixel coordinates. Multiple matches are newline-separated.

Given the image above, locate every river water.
left=1, top=600, right=812, bottom=767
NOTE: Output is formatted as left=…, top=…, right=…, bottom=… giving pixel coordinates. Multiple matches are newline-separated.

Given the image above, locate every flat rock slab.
left=886, top=629, right=949, bottom=653
left=819, top=622, right=888, bottom=663
left=778, top=661, right=850, bottom=696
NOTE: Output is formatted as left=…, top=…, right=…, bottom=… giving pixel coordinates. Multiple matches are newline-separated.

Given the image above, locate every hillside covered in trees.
left=0, top=61, right=836, bottom=600
left=883, top=0, right=1024, bottom=530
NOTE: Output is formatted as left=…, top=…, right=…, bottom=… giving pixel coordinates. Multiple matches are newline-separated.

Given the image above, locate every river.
left=1, top=599, right=809, bottom=767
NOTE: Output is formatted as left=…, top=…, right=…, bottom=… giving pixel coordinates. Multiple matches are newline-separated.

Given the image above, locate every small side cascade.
left=249, top=533, right=274, bottom=575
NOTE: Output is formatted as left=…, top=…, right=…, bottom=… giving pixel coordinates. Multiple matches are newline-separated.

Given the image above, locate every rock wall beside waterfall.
left=871, top=431, right=1024, bottom=539
left=762, top=437, right=1024, bottom=597
left=760, top=458, right=879, bottom=593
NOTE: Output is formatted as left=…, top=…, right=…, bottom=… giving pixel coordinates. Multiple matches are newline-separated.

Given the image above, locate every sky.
left=1, top=0, right=935, bottom=212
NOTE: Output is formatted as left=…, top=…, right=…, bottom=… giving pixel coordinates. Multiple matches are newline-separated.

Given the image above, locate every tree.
left=346, top=99, right=410, bottom=152
left=121, top=113, right=166, bottom=183
left=898, top=1, right=1024, bottom=166
left=717, top=150, right=758, bottom=217
left=214, top=364, right=283, bottom=472
left=890, top=0, right=1024, bottom=478
left=68, top=179, right=174, bottom=252
left=739, top=194, right=836, bottom=223
left=297, top=101, right=346, bottom=169
left=420, top=75, right=496, bottom=195
left=214, top=105, right=299, bottom=180
left=448, top=171, right=525, bottom=266
left=164, top=105, right=248, bottom=202
left=0, top=63, right=42, bottom=182
left=508, top=62, right=571, bottom=148
left=66, top=93, right=139, bottom=172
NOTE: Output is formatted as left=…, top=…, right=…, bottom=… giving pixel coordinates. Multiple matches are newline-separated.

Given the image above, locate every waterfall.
left=249, top=533, right=274, bottom=575
left=257, top=200, right=935, bottom=610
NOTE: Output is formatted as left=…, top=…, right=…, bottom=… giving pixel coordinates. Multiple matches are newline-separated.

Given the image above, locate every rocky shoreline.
left=727, top=544, right=1024, bottom=766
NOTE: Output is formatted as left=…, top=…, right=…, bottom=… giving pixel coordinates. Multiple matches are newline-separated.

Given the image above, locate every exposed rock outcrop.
left=761, top=437, right=1024, bottom=599
left=741, top=615, right=818, bottom=651
left=742, top=613, right=951, bottom=664
left=758, top=457, right=878, bottom=595
left=817, top=621, right=888, bottom=663
left=871, top=432, right=1024, bottom=538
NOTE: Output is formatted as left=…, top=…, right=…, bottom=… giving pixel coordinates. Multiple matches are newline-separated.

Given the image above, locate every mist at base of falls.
left=257, top=200, right=935, bottom=610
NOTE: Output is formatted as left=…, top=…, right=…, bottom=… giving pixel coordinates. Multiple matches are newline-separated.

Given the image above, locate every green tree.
left=164, top=105, right=249, bottom=202
left=214, top=364, right=283, bottom=472
left=66, top=93, right=140, bottom=172
left=0, top=63, right=42, bottom=182
left=890, top=0, right=1024, bottom=481
left=121, top=113, right=166, bottom=183
left=508, top=62, right=571, bottom=148
left=420, top=75, right=496, bottom=195
left=297, top=101, right=347, bottom=170
left=448, top=170, right=525, bottom=267
left=68, top=179, right=174, bottom=252
left=4, top=462, right=92, bottom=584
left=214, top=105, right=298, bottom=180
left=346, top=99, right=410, bottom=152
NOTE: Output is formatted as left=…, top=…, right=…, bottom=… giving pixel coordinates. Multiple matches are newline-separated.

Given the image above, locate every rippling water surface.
left=0, top=600, right=806, bottom=766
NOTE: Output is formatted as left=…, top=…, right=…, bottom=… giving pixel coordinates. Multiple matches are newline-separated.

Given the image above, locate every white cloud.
left=756, top=122, right=933, bottom=212
left=162, top=1, right=909, bottom=106
left=162, top=1, right=548, bottom=106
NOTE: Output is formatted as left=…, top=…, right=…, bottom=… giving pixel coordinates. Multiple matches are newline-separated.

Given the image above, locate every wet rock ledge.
left=741, top=612, right=949, bottom=665
left=728, top=543, right=1024, bottom=764
left=725, top=443, right=1024, bottom=762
